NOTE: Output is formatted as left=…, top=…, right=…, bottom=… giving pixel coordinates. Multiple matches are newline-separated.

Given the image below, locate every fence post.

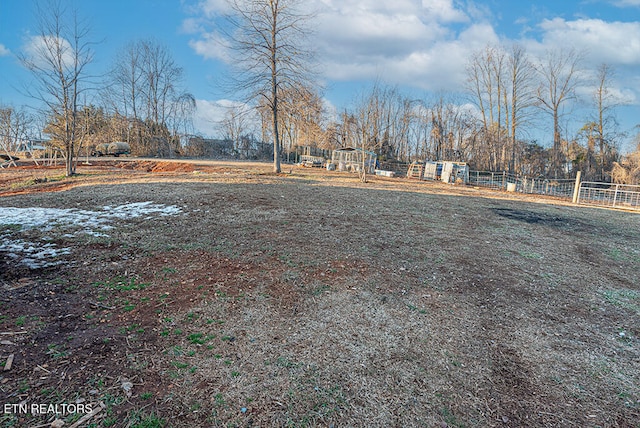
left=613, top=184, right=619, bottom=207
left=572, top=171, right=582, bottom=204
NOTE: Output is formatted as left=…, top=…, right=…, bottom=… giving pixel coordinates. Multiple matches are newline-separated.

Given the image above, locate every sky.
left=1, top=0, right=640, bottom=151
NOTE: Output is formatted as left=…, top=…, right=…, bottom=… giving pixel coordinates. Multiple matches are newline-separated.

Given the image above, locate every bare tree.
left=220, top=103, right=252, bottom=156
left=225, top=0, right=316, bottom=173
left=505, top=44, right=537, bottom=173
left=337, top=84, right=478, bottom=166
left=349, top=83, right=418, bottom=181
left=167, top=93, right=196, bottom=153
left=574, top=121, right=598, bottom=178
left=44, top=103, right=107, bottom=161
left=466, top=46, right=503, bottom=169
left=140, top=41, right=182, bottom=132
left=19, top=0, right=94, bottom=176
left=107, top=39, right=194, bottom=156
left=423, top=93, right=474, bottom=164
left=611, top=131, right=640, bottom=184
left=277, top=83, right=325, bottom=156
left=592, top=63, right=624, bottom=180
left=0, top=106, right=33, bottom=159
left=75, top=104, right=108, bottom=160
left=535, top=48, right=583, bottom=178
left=105, top=41, right=144, bottom=147
left=466, top=45, right=528, bottom=170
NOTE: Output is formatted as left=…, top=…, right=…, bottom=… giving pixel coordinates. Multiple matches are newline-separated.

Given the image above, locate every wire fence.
left=469, top=170, right=640, bottom=211
left=468, top=171, right=576, bottom=198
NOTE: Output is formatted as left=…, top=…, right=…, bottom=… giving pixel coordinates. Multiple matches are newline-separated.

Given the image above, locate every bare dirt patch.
left=0, top=159, right=639, bottom=427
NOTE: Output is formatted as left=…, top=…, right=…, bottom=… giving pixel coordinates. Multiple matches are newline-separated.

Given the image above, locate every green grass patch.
left=607, top=247, right=640, bottom=263
left=46, top=343, right=67, bottom=358
left=518, top=250, right=542, bottom=259
left=187, top=332, right=215, bottom=345
left=127, top=411, right=167, bottom=428
left=172, top=361, right=189, bottom=369
left=94, top=276, right=150, bottom=292
left=600, top=288, right=640, bottom=314
left=122, top=301, right=136, bottom=311
left=407, top=304, right=427, bottom=314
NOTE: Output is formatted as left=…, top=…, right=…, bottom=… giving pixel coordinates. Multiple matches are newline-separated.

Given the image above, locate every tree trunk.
left=553, top=111, right=561, bottom=178
left=271, top=9, right=281, bottom=174
left=273, top=99, right=281, bottom=173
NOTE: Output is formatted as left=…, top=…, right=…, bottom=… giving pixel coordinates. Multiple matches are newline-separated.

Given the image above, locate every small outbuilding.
left=423, top=161, right=469, bottom=184
left=329, top=147, right=377, bottom=174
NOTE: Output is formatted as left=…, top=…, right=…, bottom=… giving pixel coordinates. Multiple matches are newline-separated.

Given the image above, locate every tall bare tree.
left=20, top=0, right=94, bottom=176
left=106, top=41, right=144, bottom=146
left=466, top=46, right=501, bottom=169
left=503, top=44, right=537, bottom=172
left=277, top=83, right=325, bottom=154
left=423, top=93, right=474, bottom=163
left=611, top=131, right=640, bottom=184
left=107, top=39, right=194, bottom=156
left=225, top=0, right=316, bottom=173
left=0, top=105, right=33, bottom=154
left=220, top=103, right=253, bottom=156
left=592, top=63, right=623, bottom=180
left=535, top=48, right=583, bottom=178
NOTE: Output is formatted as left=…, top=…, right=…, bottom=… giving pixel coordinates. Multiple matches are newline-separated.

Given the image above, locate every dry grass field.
left=1, top=159, right=639, bottom=427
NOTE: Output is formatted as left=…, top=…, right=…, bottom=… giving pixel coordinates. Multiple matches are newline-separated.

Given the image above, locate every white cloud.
left=306, top=0, right=495, bottom=90
left=196, top=0, right=232, bottom=17
left=0, top=43, right=10, bottom=56
left=318, top=0, right=467, bottom=22
left=421, top=0, right=468, bottom=22
left=515, top=16, right=640, bottom=126
left=22, top=35, right=75, bottom=71
left=193, top=99, right=259, bottom=137
left=186, top=0, right=479, bottom=90
left=317, top=0, right=421, bottom=15
left=193, top=99, right=227, bottom=136
left=318, top=6, right=498, bottom=91
left=181, top=17, right=205, bottom=35
left=184, top=0, right=640, bottom=118
left=188, top=31, right=231, bottom=62
left=316, top=9, right=441, bottom=59
left=578, top=81, right=637, bottom=105
left=531, top=18, right=640, bottom=66
left=322, top=97, right=338, bottom=120
left=611, top=0, right=640, bottom=7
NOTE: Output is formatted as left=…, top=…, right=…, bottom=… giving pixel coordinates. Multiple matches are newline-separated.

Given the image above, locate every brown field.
left=0, top=159, right=639, bottom=428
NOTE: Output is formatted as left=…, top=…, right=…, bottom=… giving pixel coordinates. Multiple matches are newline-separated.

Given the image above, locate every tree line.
left=2, top=0, right=639, bottom=183
left=1, top=1, right=195, bottom=175
left=250, top=50, right=630, bottom=182
left=213, top=0, right=638, bottom=182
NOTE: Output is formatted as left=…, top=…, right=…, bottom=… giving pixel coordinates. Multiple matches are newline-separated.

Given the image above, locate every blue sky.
left=1, top=0, right=639, bottom=151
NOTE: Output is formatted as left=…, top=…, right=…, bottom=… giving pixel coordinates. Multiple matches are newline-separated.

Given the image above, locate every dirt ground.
left=0, top=159, right=639, bottom=428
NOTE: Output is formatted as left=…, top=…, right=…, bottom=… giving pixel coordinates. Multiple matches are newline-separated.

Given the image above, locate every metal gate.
left=577, top=182, right=640, bottom=210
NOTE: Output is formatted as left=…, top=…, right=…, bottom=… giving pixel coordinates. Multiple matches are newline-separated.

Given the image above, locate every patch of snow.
left=2, top=238, right=72, bottom=268
left=0, top=202, right=183, bottom=268
left=103, top=201, right=182, bottom=218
